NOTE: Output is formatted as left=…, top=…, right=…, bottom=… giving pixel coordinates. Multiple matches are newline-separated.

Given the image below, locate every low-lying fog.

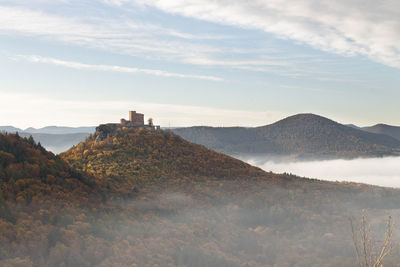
left=243, top=156, right=400, bottom=188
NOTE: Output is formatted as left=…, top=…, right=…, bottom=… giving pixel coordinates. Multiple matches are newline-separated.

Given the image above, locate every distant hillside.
left=345, top=124, right=361, bottom=129
left=172, top=114, right=400, bottom=159
left=0, top=126, right=22, bottom=133
left=363, top=124, right=400, bottom=141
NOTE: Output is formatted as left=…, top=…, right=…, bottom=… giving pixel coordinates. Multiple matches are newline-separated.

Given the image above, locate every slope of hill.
left=0, top=133, right=101, bottom=198
left=3, top=128, right=400, bottom=266
left=0, top=133, right=116, bottom=265
left=363, top=124, right=400, bottom=141
left=173, top=113, right=400, bottom=159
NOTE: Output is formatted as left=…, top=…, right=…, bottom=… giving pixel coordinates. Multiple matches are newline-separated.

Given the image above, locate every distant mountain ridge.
left=0, top=126, right=95, bottom=153
left=0, top=125, right=95, bottom=134
left=24, top=126, right=96, bottom=134
left=173, top=113, right=400, bottom=159
left=2, top=116, right=400, bottom=157
left=362, top=124, right=400, bottom=141
left=0, top=126, right=23, bottom=132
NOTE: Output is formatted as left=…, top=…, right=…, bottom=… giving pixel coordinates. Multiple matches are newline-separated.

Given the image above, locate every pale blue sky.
left=0, top=0, right=399, bottom=128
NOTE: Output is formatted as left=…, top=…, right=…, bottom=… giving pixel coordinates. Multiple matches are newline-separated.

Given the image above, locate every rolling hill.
left=363, top=124, right=400, bottom=141
left=172, top=113, right=400, bottom=159
left=0, top=126, right=22, bottom=133
left=2, top=128, right=400, bottom=266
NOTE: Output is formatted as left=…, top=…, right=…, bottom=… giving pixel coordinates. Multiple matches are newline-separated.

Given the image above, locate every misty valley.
left=241, top=156, right=400, bottom=188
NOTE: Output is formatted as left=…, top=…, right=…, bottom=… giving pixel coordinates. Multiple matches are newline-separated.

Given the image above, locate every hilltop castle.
left=120, top=111, right=145, bottom=127
left=95, top=110, right=160, bottom=142
left=118, top=110, right=160, bottom=130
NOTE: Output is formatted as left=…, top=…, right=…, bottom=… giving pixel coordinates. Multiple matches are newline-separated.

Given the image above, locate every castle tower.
left=129, top=111, right=136, bottom=122
left=129, top=110, right=144, bottom=126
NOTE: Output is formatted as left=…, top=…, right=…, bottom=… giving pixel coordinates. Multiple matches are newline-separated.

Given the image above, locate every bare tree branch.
left=350, top=212, right=394, bottom=267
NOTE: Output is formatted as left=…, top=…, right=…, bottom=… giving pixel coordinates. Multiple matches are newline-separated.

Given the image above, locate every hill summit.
left=363, top=124, right=400, bottom=141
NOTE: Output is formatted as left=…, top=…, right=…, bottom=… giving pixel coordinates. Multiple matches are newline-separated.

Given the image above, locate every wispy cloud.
left=122, top=0, right=400, bottom=68
left=186, top=58, right=290, bottom=67
left=17, top=54, right=224, bottom=81
left=0, top=4, right=314, bottom=77
left=2, top=1, right=395, bottom=82
left=0, top=5, right=220, bottom=63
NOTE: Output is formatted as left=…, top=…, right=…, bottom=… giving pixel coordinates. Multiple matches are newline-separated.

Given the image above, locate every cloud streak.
left=0, top=5, right=221, bottom=63
left=0, top=4, right=321, bottom=77
left=125, top=0, right=400, bottom=68
left=18, top=55, right=223, bottom=81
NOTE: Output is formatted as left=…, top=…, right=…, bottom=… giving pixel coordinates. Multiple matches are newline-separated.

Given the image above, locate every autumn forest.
left=0, top=127, right=400, bottom=266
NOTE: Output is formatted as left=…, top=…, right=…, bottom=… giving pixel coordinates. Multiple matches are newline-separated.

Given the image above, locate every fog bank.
left=245, top=157, right=400, bottom=188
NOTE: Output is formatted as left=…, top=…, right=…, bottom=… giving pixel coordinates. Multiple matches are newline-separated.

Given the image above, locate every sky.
left=0, top=0, right=399, bottom=128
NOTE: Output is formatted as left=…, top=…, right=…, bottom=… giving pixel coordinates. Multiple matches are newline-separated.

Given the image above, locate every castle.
left=120, top=111, right=145, bottom=127
left=95, top=111, right=160, bottom=143
left=119, top=110, right=160, bottom=130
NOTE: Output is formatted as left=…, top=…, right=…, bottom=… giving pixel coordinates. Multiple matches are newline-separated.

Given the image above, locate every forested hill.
left=61, top=126, right=266, bottom=191
left=363, top=124, right=400, bottom=141
left=3, top=129, right=400, bottom=265
left=0, top=133, right=103, bottom=206
left=172, top=113, right=400, bottom=159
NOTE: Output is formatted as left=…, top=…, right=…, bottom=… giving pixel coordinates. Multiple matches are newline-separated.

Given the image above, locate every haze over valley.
left=244, top=156, right=400, bottom=188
